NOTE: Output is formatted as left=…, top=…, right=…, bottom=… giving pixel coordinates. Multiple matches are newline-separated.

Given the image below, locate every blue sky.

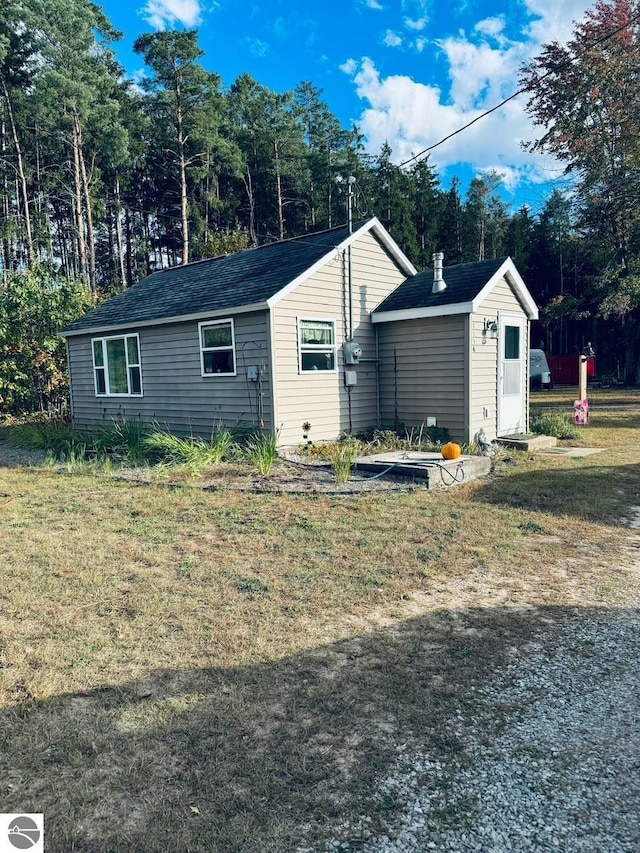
left=100, top=0, right=594, bottom=212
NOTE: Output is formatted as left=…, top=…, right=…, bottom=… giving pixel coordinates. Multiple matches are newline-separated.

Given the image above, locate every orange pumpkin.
left=441, top=442, right=462, bottom=460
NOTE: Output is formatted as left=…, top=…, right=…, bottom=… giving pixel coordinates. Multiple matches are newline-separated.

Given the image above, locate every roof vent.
left=432, top=252, right=446, bottom=294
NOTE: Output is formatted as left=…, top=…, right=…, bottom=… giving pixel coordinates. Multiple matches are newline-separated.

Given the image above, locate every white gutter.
left=267, top=307, right=279, bottom=439
left=372, top=301, right=475, bottom=324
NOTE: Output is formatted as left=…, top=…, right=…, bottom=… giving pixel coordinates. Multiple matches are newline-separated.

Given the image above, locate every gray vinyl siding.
left=67, top=311, right=272, bottom=436
left=378, top=315, right=467, bottom=442
left=272, top=230, right=408, bottom=446
left=471, top=277, right=529, bottom=441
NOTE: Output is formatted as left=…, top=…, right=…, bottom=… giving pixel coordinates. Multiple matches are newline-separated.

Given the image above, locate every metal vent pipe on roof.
left=432, top=252, right=446, bottom=294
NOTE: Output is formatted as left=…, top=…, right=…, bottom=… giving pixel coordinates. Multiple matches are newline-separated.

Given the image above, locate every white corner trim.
left=267, top=308, right=278, bottom=435
left=465, top=313, right=473, bottom=444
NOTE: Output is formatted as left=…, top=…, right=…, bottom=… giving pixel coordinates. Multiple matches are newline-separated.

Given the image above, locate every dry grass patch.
left=1, top=412, right=640, bottom=851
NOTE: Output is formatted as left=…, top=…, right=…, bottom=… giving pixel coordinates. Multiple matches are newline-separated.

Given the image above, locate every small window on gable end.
left=199, top=319, right=236, bottom=376
left=299, top=319, right=336, bottom=373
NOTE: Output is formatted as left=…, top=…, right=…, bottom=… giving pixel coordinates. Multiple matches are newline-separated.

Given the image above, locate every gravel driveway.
left=322, top=606, right=640, bottom=853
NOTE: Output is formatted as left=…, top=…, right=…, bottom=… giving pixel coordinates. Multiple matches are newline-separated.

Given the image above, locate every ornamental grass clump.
left=330, top=438, right=361, bottom=484
left=143, top=429, right=233, bottom=474
left=7, top=420, right=90, bottom=460
left=91, top=418, right=152, bottom=463
left=244, top=432, right=279, bottom=476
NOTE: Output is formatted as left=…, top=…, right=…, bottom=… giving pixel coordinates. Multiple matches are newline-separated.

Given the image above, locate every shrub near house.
left=1, top=270, right=93, bottom=414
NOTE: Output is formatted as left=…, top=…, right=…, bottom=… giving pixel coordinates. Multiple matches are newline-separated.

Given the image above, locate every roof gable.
left=372, top=256, right=537, bottom=322
left=61, top=218, right=416, bottom=336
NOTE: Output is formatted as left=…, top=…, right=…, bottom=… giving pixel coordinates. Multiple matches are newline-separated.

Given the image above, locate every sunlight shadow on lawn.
left=472, top=460, right=640, bottom=523
left=2, top=603, right=636, bottom=852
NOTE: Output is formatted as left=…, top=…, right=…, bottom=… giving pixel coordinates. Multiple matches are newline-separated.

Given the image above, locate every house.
left=60, top=217, right=537, bottom=447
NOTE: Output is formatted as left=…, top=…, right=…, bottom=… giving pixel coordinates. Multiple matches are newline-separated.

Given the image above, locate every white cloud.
left=475, top=16, right=506, bottom=38
left=362, top=0, right=383, bottom=9
left=273, top=17, right=288, bottom=39
left=405, top=17, right=427, bottom=31
left=383, top=30, right=403, bottom=48
left=523, top=0, right=593, bottom=45
left=480, top=166, right=522, bottom=192
left=140, top=0, right=203, bottom=29
left=439, top=33, right=525, bottom=110
left=340, top=58, right=358, bottom=74
left=343, top=1, right=595, bottom=191
left=130, top=68, right=149, bottom=93
left=345, top=56, right=557, bottom=187
left=402, top=0, right=429, bottom=13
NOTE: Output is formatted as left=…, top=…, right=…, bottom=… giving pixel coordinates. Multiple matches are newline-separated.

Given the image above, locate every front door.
left=498, top=314, right=525, bottom=435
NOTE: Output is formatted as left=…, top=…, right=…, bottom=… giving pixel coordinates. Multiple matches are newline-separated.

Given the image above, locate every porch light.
left=483, top=319, right=498, bottom=340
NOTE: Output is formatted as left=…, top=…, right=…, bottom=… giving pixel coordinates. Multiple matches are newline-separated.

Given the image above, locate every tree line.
left=1, top=0, right=639, bottom=413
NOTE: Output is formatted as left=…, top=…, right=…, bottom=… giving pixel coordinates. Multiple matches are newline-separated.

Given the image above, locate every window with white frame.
left=92, top=334, right=142, bottom=396
left=199, top=319, right=236, bottom=376
left=298, top=318, right=336, bottom=373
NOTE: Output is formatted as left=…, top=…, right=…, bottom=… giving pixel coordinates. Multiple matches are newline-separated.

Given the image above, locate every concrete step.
left=495, top=433, right=557, bottom=451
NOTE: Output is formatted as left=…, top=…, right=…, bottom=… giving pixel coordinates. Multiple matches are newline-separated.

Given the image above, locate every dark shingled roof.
left=374, top=256, right=507, bottom=314
left=61, top=223, right=358, bottom=335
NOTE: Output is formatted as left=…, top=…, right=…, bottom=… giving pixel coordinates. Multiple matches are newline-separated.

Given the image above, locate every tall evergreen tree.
left=293, top=82, right=354, bottom=230
left=134, top=29, right=225, bottom=264
left=438, top=178, right=463, bottom=266
left=29, top=0, right=124, bottom=291
left=228, top=74, right=309, bottom=243
left=462, top=172, right=508, bottom=262
left=409, top=157, right=444, bottom=269
left=366, top=143, right=418, bottom=260
left=0, top=0, right=37, bottom=268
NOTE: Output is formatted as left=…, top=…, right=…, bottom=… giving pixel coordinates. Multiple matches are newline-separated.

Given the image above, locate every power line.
left=399, top=9, right=640, bottom=168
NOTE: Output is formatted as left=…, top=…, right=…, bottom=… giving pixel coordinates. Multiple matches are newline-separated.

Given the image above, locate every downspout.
left=267, top=307, right=279, bottom=441
left=375, top=324, right=380, bottom=428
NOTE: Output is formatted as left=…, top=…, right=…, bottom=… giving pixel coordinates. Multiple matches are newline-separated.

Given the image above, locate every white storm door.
left=498, top=314, right=525, bottom=435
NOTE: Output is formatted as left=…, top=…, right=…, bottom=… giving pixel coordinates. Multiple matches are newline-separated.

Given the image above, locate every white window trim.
left=199, top=318, right=237, bottom=377
left=91, top=333, right=143, bottom=397
left=298, top=317, right=338, bottom=375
